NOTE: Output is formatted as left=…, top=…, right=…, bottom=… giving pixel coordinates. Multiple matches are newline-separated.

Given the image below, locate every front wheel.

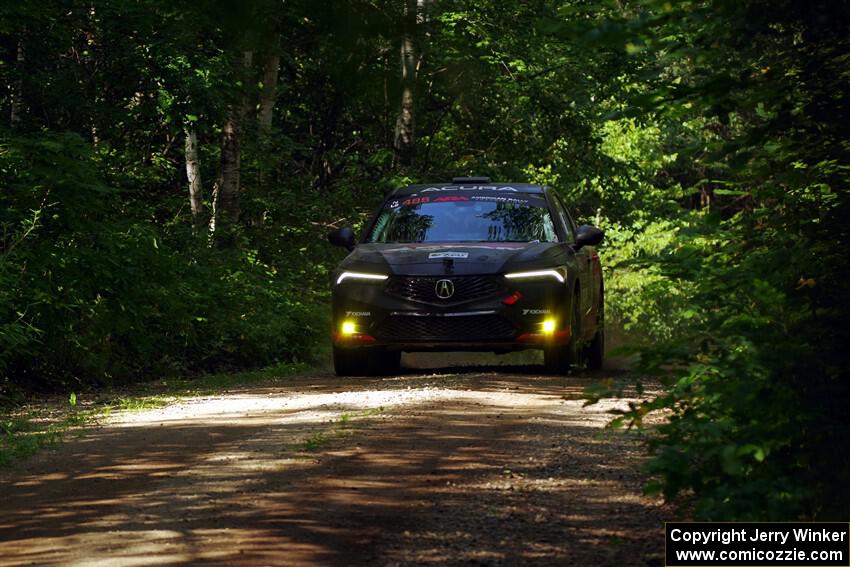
left=333, top=346, right=369, bottom=376
left=333, top=347, right=401, bottom=377
left=371, top=350, right=401, bottom=376
left=544, top=293, right=583, bottom=374
left=585, top=291, right=604, bottom=371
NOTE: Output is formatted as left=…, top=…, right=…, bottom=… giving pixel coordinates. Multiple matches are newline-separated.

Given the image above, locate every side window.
left=562, top=199, right=580, bottom=241
left=541, top=211, right=558, bottom=242
left=551, top=196, right=576, bottom=243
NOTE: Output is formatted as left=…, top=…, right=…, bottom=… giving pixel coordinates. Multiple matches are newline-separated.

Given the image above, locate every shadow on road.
left=0, top=368, right=667, bottom=567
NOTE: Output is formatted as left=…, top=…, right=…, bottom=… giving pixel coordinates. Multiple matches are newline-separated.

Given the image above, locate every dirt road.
left=0, top=358, right=670, bottom=566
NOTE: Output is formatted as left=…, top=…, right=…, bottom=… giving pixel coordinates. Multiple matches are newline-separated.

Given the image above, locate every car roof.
left=392, top=182, right=546, bottom=196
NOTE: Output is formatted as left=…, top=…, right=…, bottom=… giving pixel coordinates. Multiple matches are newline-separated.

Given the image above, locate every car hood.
left=338, top=242, right=564, bottom=276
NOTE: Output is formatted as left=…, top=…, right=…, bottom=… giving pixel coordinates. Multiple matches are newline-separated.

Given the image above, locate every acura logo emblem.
left=435, top=279, right=455, bottom=299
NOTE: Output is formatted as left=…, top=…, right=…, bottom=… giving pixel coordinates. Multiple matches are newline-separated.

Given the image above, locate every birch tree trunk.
left=10, top=40, right=24, bottom=127
left=393, top=0, right=418, bottom=167
left=257, top=46, right=280, bottom=198
left=184, top=125, right=204, bottom=229
left=211, top=51, right=253, bottom=247
left=258, top=49, right=280, bottom=136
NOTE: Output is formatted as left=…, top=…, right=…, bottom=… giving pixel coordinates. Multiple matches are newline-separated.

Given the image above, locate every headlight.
left=504, top=269, right=565, bottom=284
left=335, top=271, right=388, bottom=285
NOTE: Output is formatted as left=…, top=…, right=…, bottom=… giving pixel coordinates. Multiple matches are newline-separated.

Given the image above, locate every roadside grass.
left=145, top=362, right=312, bottom=397
left=1, top=405, right=94, bottom=468
left=294, top=406, right=386, bottom=454
left=0, top=361, right=309, bottom=469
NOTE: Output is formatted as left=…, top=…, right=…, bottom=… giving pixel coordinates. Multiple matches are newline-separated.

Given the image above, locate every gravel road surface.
left=0, top=357, right=670, bottom=566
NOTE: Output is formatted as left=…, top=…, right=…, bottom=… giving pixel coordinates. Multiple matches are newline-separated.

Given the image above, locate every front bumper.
left=331, top=275, right=572, bottom=352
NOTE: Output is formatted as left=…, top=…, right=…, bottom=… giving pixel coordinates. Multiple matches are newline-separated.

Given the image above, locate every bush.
left=0, top=130, right=326, bottom=397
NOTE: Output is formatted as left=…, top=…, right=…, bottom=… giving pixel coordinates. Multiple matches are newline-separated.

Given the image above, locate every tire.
left=585, top=289, right=604, bottom=371
left=370, top=350, right=401, bottom=376
left=544, top=292, right=583, bottom=374
left=333, top=345, right=370, bottom=376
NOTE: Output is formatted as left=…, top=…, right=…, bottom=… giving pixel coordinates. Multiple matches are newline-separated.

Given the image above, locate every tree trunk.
left=393, top=0, right=418, bottom=167
left=257, top=46, right=280, bottom=197
left=10, top=40, right=24, bottom=127
left=212, top=115, right=240, bottom=245
left=258, top=49, right=279, bottom=136
left=184, top=125, right=204, bottom=229
left=211, top=51, right=253, bottom=247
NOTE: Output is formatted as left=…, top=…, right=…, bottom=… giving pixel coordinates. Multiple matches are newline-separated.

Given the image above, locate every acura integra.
left=327, top=177, right=604, bottom=376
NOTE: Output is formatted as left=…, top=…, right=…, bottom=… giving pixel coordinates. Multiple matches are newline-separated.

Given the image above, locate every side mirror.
left=328, top=227, right=356, bottom=251
left=574, top=224, right=604, bottom=249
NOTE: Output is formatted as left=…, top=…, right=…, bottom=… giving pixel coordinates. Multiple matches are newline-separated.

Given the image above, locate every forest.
left=1, top=0, right=848, bottom=522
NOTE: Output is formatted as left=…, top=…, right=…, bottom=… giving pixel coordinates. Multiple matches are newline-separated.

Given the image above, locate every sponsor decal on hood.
left=428, top=251, right=469, bottom=259
left=384, top=242, right=530, bottom=252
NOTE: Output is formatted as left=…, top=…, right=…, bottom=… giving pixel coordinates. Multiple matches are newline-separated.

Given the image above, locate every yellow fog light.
left=341, top=321, right=356, bottom=335
left=542, top=319, right=556, bottom=334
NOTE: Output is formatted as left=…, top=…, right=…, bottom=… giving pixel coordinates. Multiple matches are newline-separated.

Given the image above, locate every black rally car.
left=327, top=177, right=604, bottom=376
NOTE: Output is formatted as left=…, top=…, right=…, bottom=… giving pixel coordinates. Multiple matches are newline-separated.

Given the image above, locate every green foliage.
left=0, top=130, right=324, bottom=396
left=628, top=206, right=844, bottom=519
left=1, top=0, right=847, bottom=522
left=602, top=217, right=695, bottom=343
left=572, top=0, right=850, bottom=520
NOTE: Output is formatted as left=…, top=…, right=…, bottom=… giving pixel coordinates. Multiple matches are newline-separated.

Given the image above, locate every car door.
left=550, top=194, right=583, bottom=291
left=552, top=196, right=593, bottom=337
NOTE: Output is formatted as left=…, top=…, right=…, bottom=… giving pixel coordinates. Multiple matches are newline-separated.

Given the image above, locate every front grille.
left=376, top=315, right=515, bottom=341
left=385, top=275, right=504, bottom=304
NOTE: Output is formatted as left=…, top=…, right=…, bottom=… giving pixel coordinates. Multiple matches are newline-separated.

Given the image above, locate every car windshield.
left=367, top=193, right=558, bottom=243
